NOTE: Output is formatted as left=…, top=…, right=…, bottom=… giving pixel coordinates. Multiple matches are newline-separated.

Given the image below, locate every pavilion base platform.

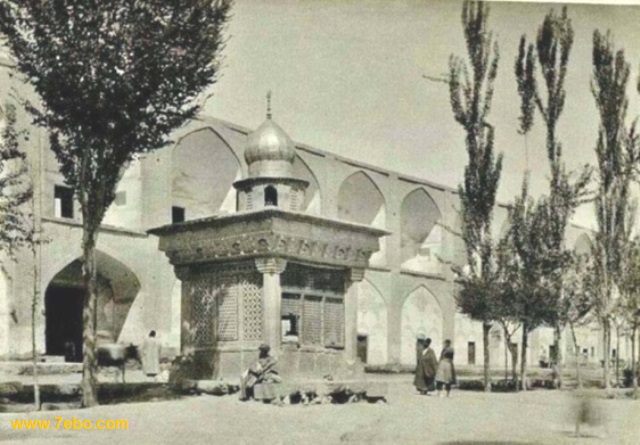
left=186, top=345, right=365, bottom=381
left=176, top=346, right=388, bottom=404
left=181, top=378, right=388, bottom=405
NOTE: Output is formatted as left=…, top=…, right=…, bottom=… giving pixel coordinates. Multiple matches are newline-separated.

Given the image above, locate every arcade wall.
left=0, top=57, right=600, bottom=368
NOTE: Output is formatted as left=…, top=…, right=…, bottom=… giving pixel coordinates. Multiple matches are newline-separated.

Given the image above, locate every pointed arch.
left=400, top=285, right=444, bottom=365
left=292, top=155, right=321, bottom=214
left=574, top=233, right=593, bottom=256
left=172, top=127, right=241, bottom=220
left=357, top=279, right=388, bottom=365
left=400, top=188, right=442, bottom=273
left=338, top=171, right=387, bottom=266
left=44, top=250, right=141, bottom=360
left=337, top=171, right=386, bottom=227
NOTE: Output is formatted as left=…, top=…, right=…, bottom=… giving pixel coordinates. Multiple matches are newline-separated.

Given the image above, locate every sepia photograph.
left=0, top=0, right=639, bottom=443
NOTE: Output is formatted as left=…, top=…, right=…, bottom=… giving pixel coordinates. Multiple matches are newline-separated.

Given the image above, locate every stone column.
left=255, top=258, right=287, bottom=350
left=176, top=266, right=193, bottom=354
left=345, top=268, right=365, bottom=363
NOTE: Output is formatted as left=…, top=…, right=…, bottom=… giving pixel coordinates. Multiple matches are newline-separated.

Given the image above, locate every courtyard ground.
left=1, top=376, right=639, bottom=445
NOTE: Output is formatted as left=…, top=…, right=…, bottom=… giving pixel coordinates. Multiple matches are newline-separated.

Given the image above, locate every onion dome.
left=244, top=92, right=295, bottom=178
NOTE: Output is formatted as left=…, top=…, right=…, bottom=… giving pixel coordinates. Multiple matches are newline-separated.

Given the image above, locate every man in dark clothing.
left=413, top=337, right=438, bottom=395
left=239, top=344, right=280, bottom=401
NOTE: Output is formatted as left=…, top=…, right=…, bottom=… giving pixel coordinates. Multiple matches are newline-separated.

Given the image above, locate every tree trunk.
left=554, top=324, right=563, bottom=389
left=520, top=324, right=529, bottom=391
left=80, top=225, right=99, bottom=408
left=632, top=326, right=637, bottom=390
left=483, top=321, right=491, bottom=392
left=603, top=320, right=611, bottom=390
left=31, top=244, right=40, bottom=410
left=503, top=327, right=509, bottom=381
left=615, top=324, right=620, bottom=387
left=569, top=322, right=582, bottom=389
left=509, top=342, right=519, bottom=389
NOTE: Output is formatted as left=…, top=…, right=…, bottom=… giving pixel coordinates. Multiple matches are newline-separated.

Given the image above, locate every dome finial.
left=266, top=90, right=272, bottom=120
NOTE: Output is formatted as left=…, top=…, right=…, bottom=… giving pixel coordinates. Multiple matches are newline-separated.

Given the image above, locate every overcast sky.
left=204, top=0, right=640, bottom=229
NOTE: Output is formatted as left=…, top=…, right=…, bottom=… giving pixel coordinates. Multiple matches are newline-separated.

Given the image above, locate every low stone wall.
left=0, top=382, right=178, bottom=412
left=175, top=378, right=388, bottom=405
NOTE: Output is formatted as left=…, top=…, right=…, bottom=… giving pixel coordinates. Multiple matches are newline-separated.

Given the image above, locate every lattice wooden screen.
left=189, top=262, right=263, bottom=345
left=302, top=296, right=323, bottom=345
left=323, top=297, right=344, bottom=347
left=241, top=276, right=263, bottom=341
left=216, top=275, right=238, bottom=341
left=189, top=276, right=216, bottom=348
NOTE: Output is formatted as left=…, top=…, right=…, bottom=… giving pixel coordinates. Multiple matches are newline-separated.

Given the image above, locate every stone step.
left=40, top=356, right=66, bottom=363
left=0, top=361, right=82, bottom=376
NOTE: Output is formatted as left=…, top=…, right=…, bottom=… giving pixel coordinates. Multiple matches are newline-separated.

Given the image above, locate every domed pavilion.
left=149, top=96, right=388, bottom=382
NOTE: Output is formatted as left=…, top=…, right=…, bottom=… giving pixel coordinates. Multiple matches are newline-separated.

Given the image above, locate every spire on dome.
left=266, top=90, right=272, bottom=120
left=244, top=95, right=295, bottom=178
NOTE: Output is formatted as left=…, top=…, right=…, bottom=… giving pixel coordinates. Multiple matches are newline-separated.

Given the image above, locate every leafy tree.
left=514, top=7, right=591, bottom=389
left=590, top=29, right=639, bottom=389
left=0, top=103, right=32, bottom=253
left=0, top=0, right=232, bottom=407
left=0, top=103, right=44, bottom=408
left=494, top=238, right=522, bottom=385
left=448, top=0, right=502, bottom=393
left=617, top=238, right=640, bottom=390
left=498, top=181, right=560, bottom=389
left=559, top=252, right=594, bottom=389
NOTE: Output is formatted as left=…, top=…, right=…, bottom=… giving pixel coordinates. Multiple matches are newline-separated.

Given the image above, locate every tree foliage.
left=0, top=0, right=232, bottom=229
left=449, top=0, right=502, bottom=310
left=0, top=0, right=232, bottom=406
left=448, top=0, right=502, bottom=392
left=513, top=7, right=591, bottom=388
left=590, top=29, right=639, bottom=388
left=0, top=103, right=32, bottom=255
left=498, top=182, right=561, bottom=333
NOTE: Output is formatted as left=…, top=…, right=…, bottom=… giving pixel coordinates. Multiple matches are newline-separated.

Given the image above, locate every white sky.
left=204, top=0, right=640, bottom=229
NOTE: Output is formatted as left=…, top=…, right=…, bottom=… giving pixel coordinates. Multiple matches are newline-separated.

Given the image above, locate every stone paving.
left=1, top=376, right=639, bottom=445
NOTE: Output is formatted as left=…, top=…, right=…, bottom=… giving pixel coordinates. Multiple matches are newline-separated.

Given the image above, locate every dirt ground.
left=1, top=377, right=639, bottom=445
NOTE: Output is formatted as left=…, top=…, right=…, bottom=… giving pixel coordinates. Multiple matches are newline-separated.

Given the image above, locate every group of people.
left=413, top=336, right=456, bottom=397
left=238, top=338, right=456, bottom=402
left=143, top=332, right=457, bottom=401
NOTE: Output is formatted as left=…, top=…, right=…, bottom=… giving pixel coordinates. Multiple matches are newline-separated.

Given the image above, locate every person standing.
left=413, top=336, right=438, bottom=395
left=142, top=330, right=160, bottom=379
left=435, top=339, right=456, bottom=397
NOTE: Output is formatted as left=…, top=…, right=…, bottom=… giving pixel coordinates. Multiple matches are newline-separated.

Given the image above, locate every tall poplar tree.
left=591, top=30, right=638, bottom=389
left=514, top=7, right=590, bottom=388
left=0, top=0, right=232, bottom=407
left=448, top=0, right=502, bottom=392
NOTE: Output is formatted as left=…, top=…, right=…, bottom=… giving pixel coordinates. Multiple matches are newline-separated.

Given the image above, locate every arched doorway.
left=400, top=286, right=443, bottom=366
left=357, top=279, right=388, bottom=365
left=45, top=252, right=140, bottom=361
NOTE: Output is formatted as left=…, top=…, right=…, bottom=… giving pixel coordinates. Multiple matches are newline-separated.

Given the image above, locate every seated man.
left=239, top=344, right=281, bottom=401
